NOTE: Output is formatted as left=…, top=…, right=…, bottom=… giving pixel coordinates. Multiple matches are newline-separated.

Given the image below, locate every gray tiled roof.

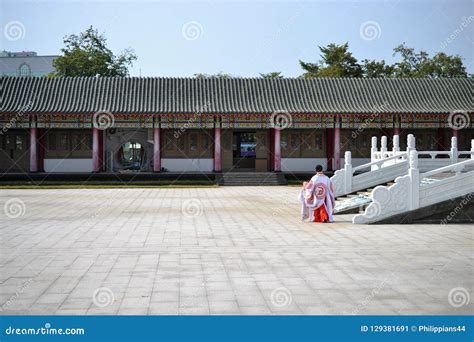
left=1, top=76, right=472, bottom=115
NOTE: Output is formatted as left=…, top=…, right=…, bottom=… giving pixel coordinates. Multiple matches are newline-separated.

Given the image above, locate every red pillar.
left=273, top=128, right=281, bottom=172
left=268, top=129, right=275, bottom=171
left=153, top=127, right=161, bottom=172
left=333, top=126, right=341, bottom=170
left=326, top=128, right=334, bottom=171
left=393, top=127, right=400, bottom=136
left=92, top=127, right=100, bottom=172
left=451, top=128, right=459, bottom=138
left=98, top=130, right=104, bottom=171
left=214, top=128, right=221, bottom=172
left=38, top=129, right=45, bottom=172
left=29, top=127, right=38, bottom=172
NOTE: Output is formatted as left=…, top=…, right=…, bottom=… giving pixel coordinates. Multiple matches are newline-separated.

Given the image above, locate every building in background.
left=0, top=77, right=472, bottom=173
left=0, top=51, right=58, bottom=77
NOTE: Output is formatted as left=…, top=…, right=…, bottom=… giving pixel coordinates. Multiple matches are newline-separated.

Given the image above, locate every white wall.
left=281, top=158, right=327, bottom=172
left=44, top=159, right=93, bottom=173
left=161, top=158, right=213, bottom=172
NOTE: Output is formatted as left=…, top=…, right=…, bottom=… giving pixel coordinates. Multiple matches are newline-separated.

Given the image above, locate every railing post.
left=407, top=134, right=416, bottom=154
left=381, top=136, right=387, bottom=157
left=371, top=136, right=378, bottom=171
left=450, top=136, right=458, bottom=164
left=471, top=139, right=474, bottom=160
left=344, top=151, right=352, bottom=194
left=408, top=150, right=419, bottom=211
left=392, top=135, right=400, bottom=154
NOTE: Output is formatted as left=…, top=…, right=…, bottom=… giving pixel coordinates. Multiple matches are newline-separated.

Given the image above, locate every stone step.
left=219, top=172, right=287, bottom=186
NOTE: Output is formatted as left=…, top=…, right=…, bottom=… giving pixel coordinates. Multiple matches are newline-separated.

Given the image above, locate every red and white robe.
left=299, top=174, right=335, bottom=223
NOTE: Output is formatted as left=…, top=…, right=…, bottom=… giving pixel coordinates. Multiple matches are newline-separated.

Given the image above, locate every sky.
left=1, top=0, right=473, bottom=77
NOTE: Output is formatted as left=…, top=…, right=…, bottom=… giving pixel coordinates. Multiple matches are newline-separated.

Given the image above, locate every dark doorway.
left=233, top=131, right=256, bottom=170
left=117, top=141, right=144, bottom=171
left=0, top=130, right=30, bottom=172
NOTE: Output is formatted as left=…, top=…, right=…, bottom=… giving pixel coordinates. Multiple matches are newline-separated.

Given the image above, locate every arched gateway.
left=0, top=77, right=472, bottom=173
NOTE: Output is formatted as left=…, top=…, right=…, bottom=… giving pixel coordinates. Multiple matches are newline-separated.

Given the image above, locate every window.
left=176, top=134, right=185, bottom=150
left=302, top=133, right=313, bottom=151
left=202, top=134, right=209, bottom=150
left=82, top=133, right=92, bottom=150
left=281, top=132, right=288, bottom=151
left=164, top=131, right=176, bottom=151
left=18, top=64, right=31, bottom=76
left=290, top=133, right=300, bottom=150
left=189, top=133, right=198, bottom=151
left=71, top=134, right=81, bottom=150
left=44, top=130, right=92, bottom=159
left=48, top=134, right=57, bottom=151
left=59, top=134, right=68, bottom=149
left=315, top=133, right=323, bottom=150
left=15, top=135, right=23, bottom=150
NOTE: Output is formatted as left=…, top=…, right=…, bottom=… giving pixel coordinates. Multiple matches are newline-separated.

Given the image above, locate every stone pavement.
left=0, top=187, right=472, bottom=315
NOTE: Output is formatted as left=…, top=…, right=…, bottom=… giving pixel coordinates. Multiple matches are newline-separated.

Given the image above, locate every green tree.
left=194, top=72, right=232, bottom=79
left=423, top=52, right=467, bottom=78
left=52, top=26, right=137, bottom=77
left=299, top=43, right=362, bottom=78
left=391, top=43, right=467, bottom=78
left=260, top=72, right=283, bottom=79
left=362, top=59, right=395, bottom=78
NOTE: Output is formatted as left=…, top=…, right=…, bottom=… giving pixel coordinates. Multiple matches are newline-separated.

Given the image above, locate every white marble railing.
left=353, top=150, right=474, bottom=224
left=331, top=135, right=474, bottom=197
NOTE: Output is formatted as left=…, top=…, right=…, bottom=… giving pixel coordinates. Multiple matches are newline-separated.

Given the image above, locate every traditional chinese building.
left=1, top=77, right=472, bottom=174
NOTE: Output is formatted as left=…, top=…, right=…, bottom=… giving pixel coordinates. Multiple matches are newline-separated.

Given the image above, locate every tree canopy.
left=300, top=43, right=362, bottom=78
left=260, top=72, right=284, bottom=79
left=300, top=42, right=468, bottom=78
left=194, top=72, right=232, bottom=79
left=52, top=26, right=137, bottom=77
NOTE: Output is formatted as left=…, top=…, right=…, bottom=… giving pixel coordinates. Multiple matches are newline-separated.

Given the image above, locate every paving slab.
left=0, top=187, right=472, bottom=315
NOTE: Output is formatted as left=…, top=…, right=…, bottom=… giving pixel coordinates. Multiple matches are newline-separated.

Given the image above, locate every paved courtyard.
left=0, top=187, right=472, bottom=315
